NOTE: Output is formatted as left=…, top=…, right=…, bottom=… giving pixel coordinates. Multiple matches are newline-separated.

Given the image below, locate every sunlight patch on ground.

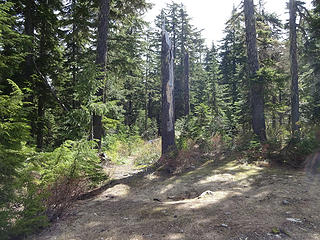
left=197, top=173, right=234, bottom=184
left=98, top=184, right=131, bottom=200
left=144, top=173, right=159, bottom=181
left=129, top=236, right=144, bottom=240
left=167, top=233, right=184, bottom=239
left=173, top=190, right=233, bottom=210
left=159, top=183, right=175, bottom=194
left=85, top=221, right=102, bottom=228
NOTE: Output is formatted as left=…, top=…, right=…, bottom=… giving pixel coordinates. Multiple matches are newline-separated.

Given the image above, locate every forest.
left=1, top=0, right=320, bottom=239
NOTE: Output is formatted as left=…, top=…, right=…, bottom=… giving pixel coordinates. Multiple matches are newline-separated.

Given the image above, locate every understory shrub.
left=27, top=140, right=107, bottom=221
left=134, top=139, right=161, bottom=167
left=176, top=104, right=226, bottom=152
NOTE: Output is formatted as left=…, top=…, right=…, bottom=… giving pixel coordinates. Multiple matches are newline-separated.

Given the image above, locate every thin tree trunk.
left=184, top=52, right=190, bottom=116
left=279, top=89, right=283, bottom=126
left=161, top=28, right=176, bottom=155
left=314, top=71, right=320, bottom=121
left=289, top=0, right=300, bottom=138
left=144, top=42, right=149, bottom=132
left=244, top=0, right=267, bottom=142
left=36, top=17, right=46, bottom=150
left=272, top=95, right=276, bottom=129
left=144, top=72, right=148, bottom=132
left=92, top=0, right=110, bottom=150
left=36, top=94, right=45, bottom=149
left=24, top=0, right=35, bottom=137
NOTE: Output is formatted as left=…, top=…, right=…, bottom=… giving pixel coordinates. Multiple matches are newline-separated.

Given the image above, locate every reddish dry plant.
left=44, top=177, right=88, bottom=221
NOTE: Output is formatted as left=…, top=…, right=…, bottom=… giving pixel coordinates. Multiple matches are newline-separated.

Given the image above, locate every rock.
left=282, top=200, right=290, bottom=205
left=221, top=224, right=228, bottom=228
left=198, top=190, right=214, bottom=199
left=225, top=212, right=231, bottom=215
left=286, top=218, right=302, bottom=223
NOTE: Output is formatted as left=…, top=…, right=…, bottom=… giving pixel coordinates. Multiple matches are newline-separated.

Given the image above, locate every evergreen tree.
left=244, top=0, right=267, bottom=142
left=289, top=0, right=300, bottom=138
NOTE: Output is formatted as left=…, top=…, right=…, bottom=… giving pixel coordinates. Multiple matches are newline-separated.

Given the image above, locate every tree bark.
left=184, top=52, right=190, bottom=116
left=289, top=0, right=300, bottom=138
left=36, top=15, right=46, bottom=150
left=24, top=0, right=35, bottom=137
left=36, top=94, right=45, bottom=150
left=244, top=0, right=267, bottom=142
left=161, top=29, right=176, bottom=155
left=92, top=0, right=110, bottom=150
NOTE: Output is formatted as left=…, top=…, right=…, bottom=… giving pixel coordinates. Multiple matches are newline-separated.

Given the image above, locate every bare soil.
left=30, top=152, right=320, bottom=240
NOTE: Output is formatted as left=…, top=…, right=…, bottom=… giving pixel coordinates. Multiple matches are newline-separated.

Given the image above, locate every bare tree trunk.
left=36, top=94, right=45, bottom=150
left=161, top=29, right=176, bottom=155
left=272, top=95, right=276, bottom=129
left=144, top=41, right=149, bottom=132
left=184, top=52, right=190, bottom=116
left=144, top=71, right=148, bottom=132
left=36, top=17, right=46, bottom=150
left=24, top=0, right=35, bottom=137
left=279, top=89, right=283, bottom=126
left=289, top=0, right=300, bottom=138
left=92, top=0, right=110, bottom=150
left=244, top=0, right=267, bottom=142
left=314, top=71, right=320, bottom=121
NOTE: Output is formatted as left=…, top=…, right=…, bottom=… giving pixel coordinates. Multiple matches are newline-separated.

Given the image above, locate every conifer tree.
left=244, top=0, right=267, bottom=142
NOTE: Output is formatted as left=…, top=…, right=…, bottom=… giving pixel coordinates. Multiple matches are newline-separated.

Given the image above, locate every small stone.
left=174, top=215, right=178, bottom=218
left=198, top=190, right=214, bottom=199
left=286, top=218, right=302, bottom=223
left=225, top=212, right=231, bottom=215
left=221, top=224, right=228, bottom=228
left=282, top=200, right=290, bottom=205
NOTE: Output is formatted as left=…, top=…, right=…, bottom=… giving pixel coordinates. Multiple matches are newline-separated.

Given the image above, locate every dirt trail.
left=30, top=155, right=320, bottom=240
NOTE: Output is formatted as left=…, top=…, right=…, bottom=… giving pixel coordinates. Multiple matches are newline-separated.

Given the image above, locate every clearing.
left=30, top=148, right=320, bottom=240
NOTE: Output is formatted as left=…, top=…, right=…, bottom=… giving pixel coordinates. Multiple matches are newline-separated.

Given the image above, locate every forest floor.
left=30, top=144, right=320, bottom=240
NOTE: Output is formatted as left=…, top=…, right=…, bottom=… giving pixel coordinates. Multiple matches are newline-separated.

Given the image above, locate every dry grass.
left=30, top=150, right=320, bottom=240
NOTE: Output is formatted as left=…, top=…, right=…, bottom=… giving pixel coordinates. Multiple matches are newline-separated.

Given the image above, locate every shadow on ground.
left=30, top=151, right=320, bottom=240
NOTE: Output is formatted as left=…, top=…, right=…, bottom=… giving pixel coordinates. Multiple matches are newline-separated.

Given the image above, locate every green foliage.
left=176, top=104, right=226, bottom=151
left=29, top=140, right=107, bottom=186
left=103, top=130, right=144, bottom=164
left=0, top=80, right=34, bottom=239
left=0, top=82, right=106, bottom=238
left=295, top=129, right=320, bottom=156
left=0, top=1, right=29, bottom=79
left=134, top=139, right=161, bottom=167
